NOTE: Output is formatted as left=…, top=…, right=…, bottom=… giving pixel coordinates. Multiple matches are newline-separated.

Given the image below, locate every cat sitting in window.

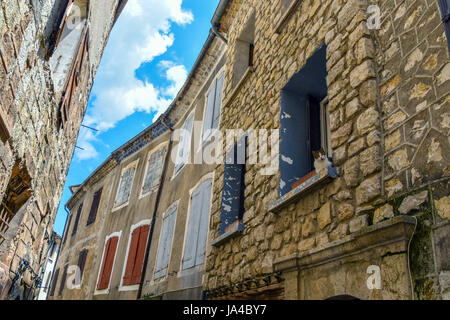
left=312, top=148, right=332, bottom=176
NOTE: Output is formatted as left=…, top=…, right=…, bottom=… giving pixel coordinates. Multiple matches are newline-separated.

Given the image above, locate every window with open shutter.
left=175, top=114, right=194, bottom=173
left=49, top=268, right=59, bottom=297
left=123, top=225, right=150, bottom=286
left=439, top=0, right=450, bottom=50
left=97, top=236, right=118, bottom=290
left=203, top=72, right=224, bottom=140
left=279, top=44, right=329, bottom=196
left=87, top=188, right=102, bottom=226
left=219, top=137, right=247, bottom=235
left=154, top=206, right=177, bottom=279
left=58, top=265, right=68, bottom=296
left=142, top=147, right=166, bottom=195
left=77, top=249, right=88, bottom=281
left=182, top=179, right=212, bottom=270
left=71, top=203, right=83, bottom=235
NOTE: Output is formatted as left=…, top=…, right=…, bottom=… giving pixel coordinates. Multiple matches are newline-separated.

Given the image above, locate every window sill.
left=223, top=66, right=254, bottom=109
left=211, top=221, right=244, bottom=247
left=139, top=186, right=159, bottom=200
left=269, top=167, right=339, bottom=214
left=274, top=0, right=301, bottom=34
left=111, top=201, right=129, bottom=213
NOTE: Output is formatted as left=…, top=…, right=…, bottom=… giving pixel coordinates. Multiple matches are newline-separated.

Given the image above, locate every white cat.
left=312, top=148, right=332, bottom=176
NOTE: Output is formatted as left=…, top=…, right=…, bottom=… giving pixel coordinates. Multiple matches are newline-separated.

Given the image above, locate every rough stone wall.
left=0, top=0, right=122, bottom=299
left=205, top=0, right=449, bottom=300
left=375, top=0, right=450, bottom=300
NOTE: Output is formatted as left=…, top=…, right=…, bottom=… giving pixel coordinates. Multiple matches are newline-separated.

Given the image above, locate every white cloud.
left=75, top=0, right=193, bottom=161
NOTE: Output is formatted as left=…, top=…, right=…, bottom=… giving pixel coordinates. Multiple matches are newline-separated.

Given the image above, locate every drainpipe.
left=212, top=24, right=227, bottom=44
left=137, top=118, right=174, bottom=300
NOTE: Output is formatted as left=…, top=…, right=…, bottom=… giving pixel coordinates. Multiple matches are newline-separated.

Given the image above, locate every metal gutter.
left=211, top=0, right=230, bottom=44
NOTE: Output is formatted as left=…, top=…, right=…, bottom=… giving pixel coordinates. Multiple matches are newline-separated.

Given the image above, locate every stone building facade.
left=52, top=0, right=449, bottom=300
left=204, top=0, right=450, bottom=300
left=0, top=0, right=126, bottom=300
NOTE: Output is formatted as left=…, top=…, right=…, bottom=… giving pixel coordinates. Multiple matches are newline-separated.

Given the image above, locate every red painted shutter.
left=123, top=228, right=140, bottom=286
left=131, top=225, right=149, bottom=284
left=97, top=237, right=118, bottom=290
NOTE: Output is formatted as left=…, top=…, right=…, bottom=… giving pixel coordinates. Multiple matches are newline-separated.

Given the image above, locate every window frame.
left=49, top=268, right=60, bottom=297
left=112, top=159, right=139, bottom=212
left=173, top=112, right=195, bottom=176
left=71, top=202, right=83, bottom=236
left=94, top=231, right=121, bottom=295
left=154, top=204, right=178, bottom=280
left=58, top=265, right=68, bottom=297
left=86, top=187, right=103, bottom=226
left=202, top=69, right=225, bottom=143
left=57, top=9, right=90, bottom=129
left=218, top=137, right=247, bottom=236
left=140, top=143, right=168, bottom=198
left=119, top=220, right=151, bottom=291
left=232, top=10, right=256, bottom=89
left=76, top=249, right=89, bottom=287
left=181, top=176, right=214, bottom=271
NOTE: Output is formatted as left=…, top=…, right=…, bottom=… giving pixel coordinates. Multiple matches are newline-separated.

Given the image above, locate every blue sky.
left=53, top=0, right=220, bottom=236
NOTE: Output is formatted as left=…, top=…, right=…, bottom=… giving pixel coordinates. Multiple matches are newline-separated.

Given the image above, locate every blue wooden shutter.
left=220, top=137, right=247, bottom=235
left=439, top=0, right=450, bottom=50
left=154, top=205, right=177, bottom=279
left=182, top=187, right=202, bottom=270
left=203, top=82, right=216, bottom=137
left=195, top=179, right=212, bottom=266
left=212, top=73, right=224, bottom=129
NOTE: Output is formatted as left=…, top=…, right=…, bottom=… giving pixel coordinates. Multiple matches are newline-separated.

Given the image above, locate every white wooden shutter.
left=175, top=114, right=194, bottom=172
left=203, top=82, right=216, bottom=137
left=154, top=205, right=177, bottom=279
left=123, top=167, right=134, bottom=203
left=143, top=153, right=157, bottom=192
left=182, top=187, right=202, bottom=270
left=115, top=170, right=127, bottom=205
left=195, top=179, right=212, bottom=266
left=153, top=147, right=165, bottom=186
left=212, top=73, right=224, bottom=129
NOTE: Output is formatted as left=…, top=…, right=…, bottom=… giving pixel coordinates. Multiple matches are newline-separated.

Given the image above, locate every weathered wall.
left=0, top=0, right=123, bottom=299
left=141, top=51, right=226, bottom=300
left=204, top=0, right=449, bottom=300
left=52, top=35, right=228, bottom=300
